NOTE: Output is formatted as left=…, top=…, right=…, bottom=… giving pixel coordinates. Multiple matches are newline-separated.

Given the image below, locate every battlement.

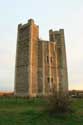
left=49, top=29, right=64, bottom=34
left=28, top=18, right=34, bottom=24
left=49, top=29, right=64, bottom=42
left=18, top=19, right=39, bottom=30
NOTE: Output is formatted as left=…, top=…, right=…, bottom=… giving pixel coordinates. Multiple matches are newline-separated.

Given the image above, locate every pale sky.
left=0, top=0, right=83, bottom=91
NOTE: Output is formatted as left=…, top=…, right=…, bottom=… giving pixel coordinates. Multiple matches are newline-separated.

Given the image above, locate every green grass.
left=0, top=97, right=83, bottom=125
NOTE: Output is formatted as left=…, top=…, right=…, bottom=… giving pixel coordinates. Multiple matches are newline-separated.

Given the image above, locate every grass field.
left=0, top=97, right=83, bottom=125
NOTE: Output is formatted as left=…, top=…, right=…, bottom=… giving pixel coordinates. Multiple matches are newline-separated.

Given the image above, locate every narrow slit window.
left=47, top=56, right=49, bottom=63
left=51, top=57, right=52, bottom=63
left=47, top=77, right=50, bottom=83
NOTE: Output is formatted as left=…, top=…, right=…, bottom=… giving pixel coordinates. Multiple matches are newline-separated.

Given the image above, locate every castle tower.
left=49, top=29, right=68, bottom=93
left=15, top=19, right=68, bottom=97
left=15, top=19, right=39, bottom=97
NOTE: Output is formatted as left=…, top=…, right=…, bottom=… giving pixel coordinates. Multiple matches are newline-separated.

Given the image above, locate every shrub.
left=46, top=91, right=72, bottom=113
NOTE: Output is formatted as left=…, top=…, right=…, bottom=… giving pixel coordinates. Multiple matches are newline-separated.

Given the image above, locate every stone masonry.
left=14, top=19, right=68, bottom=97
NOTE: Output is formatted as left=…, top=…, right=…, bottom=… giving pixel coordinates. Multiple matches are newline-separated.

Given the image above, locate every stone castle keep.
left=15, top=19, right=68, bottom=97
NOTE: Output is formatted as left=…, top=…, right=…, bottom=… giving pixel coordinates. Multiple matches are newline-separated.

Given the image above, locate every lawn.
left=0, top=97, right=83, bottom=125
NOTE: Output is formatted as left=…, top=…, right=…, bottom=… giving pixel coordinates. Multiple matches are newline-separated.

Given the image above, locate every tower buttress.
left=28, top=19, right=39, bottom=96
left=49, top=29, right=68, bottom=93
left=15, top=19, right=39, bottom=97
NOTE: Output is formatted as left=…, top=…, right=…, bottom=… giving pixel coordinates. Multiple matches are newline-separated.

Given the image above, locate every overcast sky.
left=0, top=0, right=83, bottom=91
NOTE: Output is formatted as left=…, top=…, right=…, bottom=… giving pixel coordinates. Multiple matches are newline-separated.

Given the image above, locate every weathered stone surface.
left=14, top=19, right=68, bottom=97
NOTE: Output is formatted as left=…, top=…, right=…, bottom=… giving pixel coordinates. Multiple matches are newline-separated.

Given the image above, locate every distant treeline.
left=0, top=92, right=14, bottom=96
left=69, top=90, right=83, bottom=98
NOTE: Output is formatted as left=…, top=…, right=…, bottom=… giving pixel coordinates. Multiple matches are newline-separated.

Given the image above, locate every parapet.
left=28, top=19, right=34, bottom=24
left=49, top=29, right=64, bottom=42
left=17, top=19, right=39, bottom=31
left=49, top=29, right=64, bottom=34
left=18, top=24, right=22, bottom=29
left=49, top=29, right=53, bottom=33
